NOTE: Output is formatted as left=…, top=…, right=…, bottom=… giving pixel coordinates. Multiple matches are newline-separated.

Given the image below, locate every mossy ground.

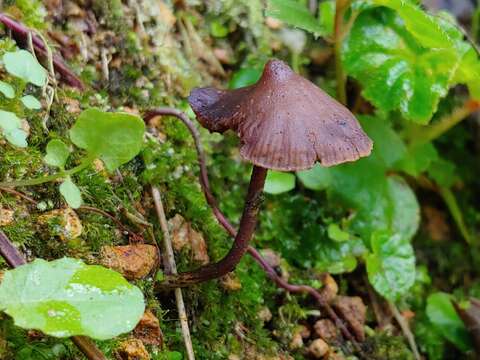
left=0, top=1, right=479, bottom=360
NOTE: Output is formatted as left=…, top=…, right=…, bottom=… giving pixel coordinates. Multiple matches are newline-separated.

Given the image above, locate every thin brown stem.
left=144, top=109, right=361, bottom=347
left=161, top=165, right=267, bottom=287
left=0, top=231, right=106, bottom=360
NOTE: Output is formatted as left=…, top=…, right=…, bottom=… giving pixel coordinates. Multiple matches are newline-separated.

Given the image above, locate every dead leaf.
left=133, top=310, right=163, bottom=346
left=100, top=245, right=158, bottom=280
left=332, top=296, right=367, bottom=341
left=116, top=339, right=150, bottom=360
left=168, top=214, right=209, bottom=264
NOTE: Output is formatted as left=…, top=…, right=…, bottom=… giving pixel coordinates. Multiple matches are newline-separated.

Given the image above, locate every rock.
left=0, top=208, right=14, bottom=226
left=133, top=310, right=163, bottom=346
left=116, top=339, right=150, bottom=360
left=100, top=244, right=158, bottom=280
left=332, top=296, right=367, bottom=341
left=289, top=326, right=306, bottom=350
left=314, top=319, right=338, bottom=342
left=308, top=338, right=329, bottom=358
left=168, top=214, right=209, bottom=264
left=220, top=272, right=242, bottom=291
left=38, top=208, right=82, bottom=240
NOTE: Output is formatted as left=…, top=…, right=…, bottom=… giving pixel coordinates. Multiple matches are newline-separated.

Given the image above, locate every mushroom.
left=164, top=59, right=372, bottom=287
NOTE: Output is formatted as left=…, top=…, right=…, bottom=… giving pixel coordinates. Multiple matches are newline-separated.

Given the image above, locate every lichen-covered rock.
left=100, top=244, right=158, bottom=280
left=133, top=309, right=163, bottom=346
left=38, top=208, right=82, bottom=240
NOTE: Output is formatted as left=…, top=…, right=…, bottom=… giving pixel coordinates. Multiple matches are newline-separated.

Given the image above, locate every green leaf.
left=0, top=109, right=28, bottom=147
left=395, top=142, right=439, bottom=177
left=20, top=95, right=42, bottom=110
left=428, top=158, right=456, bottom=188
left=266, top=0, right=325, bottom=36
left=0, top=258, right=145, bottom=340
left=343, top=8, right=458, bottom=123
left=0, top=81, right=15, bottom=99
left=318, top=1, right=335, bottom=36
left=69, top=108, right=145, bottom=172
left=366, top=231, right=416, bottom=301
left=316, top=237, right=366, bottom=274
left=296, top=163, right=332, bottom=191
left=3, top=50, right=47, bottom=87
left=44, top=139, right=71, bottom=169
left=327, top=223, right=350, bottom=242
left=264, top=171, right=296, bottom=195
left=210, top=20, right=229, bottom=37
left=426, top=292, right=472, bottom=352
left=59, top=177, right=82, bottom=209
left=229, top=68, right=262, bottom=89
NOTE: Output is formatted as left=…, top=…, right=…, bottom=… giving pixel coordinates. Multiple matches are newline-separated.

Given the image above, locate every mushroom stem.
left=162, top=166, right=267, bottom=287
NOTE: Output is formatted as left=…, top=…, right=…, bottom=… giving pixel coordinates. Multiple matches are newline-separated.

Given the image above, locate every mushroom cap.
left=188, top=59, right=373, bottom=171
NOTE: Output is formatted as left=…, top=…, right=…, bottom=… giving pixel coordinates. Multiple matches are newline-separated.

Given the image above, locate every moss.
left=364, top=332, right=415, bottom=360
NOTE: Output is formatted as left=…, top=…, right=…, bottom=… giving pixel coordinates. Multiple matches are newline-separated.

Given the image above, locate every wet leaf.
left=229, top=68, right=262, bottom=89
left=20, top=95, right=42, bottom=110
left=69, top=108, right=145, bottom=171
left=0, top=109, right=28, bottom=147
left=44, top=139, right=71, bottom=169
left=343, top=7, right=457, bottom=123
left=59, top=177, right=82, bottom=209
left=297, top=163, right=332, bottom=191
left=0, top=258, right=145, bottom=340
left=366, top=231, right=416, bottom=301
left=264, top=171, right=296, bottom=195
left=427, top=292, right=472, bottom=352
left=315, top=237, right=366, bottom=274
left=266, top=0, right=326, bottom=36
left=3, top=50, right=47, bottom=87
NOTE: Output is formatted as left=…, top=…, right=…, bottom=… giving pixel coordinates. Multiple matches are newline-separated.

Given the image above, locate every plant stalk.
left=334, top=0, right=349, bottom=105
left=0, top=155, right=95, bottom=188
left=161, top=165, right=267, bottom=287
left=0, top=231, right=106, bottom=360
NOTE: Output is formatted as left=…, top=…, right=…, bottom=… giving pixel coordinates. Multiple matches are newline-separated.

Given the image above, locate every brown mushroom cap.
left=188, top=59, right=373, bottom=171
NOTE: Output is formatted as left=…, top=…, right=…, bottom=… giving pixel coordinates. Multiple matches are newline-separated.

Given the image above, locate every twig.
left=144, top=109, right=361, bottom=348
left=151, top=186, right=196, bottom=360
left=0, top=13, right=84, bottom=89
left=0, top=231, right=106, bottom=360
left=389, top=302, right=421, bottom=360
left=334, top=0, right=350, bottom=105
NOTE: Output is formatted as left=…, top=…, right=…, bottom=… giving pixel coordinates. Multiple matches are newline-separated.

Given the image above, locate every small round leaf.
left=3, top=50, right=47, bottom=87
left=0, top=81, right=15, bottom=99
left=0, top=258, right=145, bottom=340
left=0, top=110, right=28, bottom=147
left=44, top=139, right=71, bottom=168
left=264, top=171, right=296, bottom=195
left=21, top=95, right=42, bottom=110
left=59, top=177, right=82, bottom=209
left=69, top=108, right=145, bottom=172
